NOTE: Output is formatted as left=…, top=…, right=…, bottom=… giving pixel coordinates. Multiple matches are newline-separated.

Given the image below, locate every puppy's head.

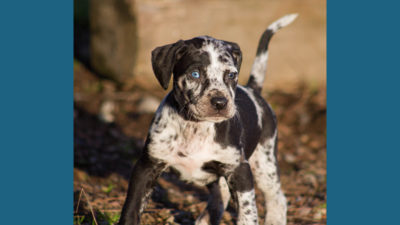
left=152, top=36, right=242, bottom=122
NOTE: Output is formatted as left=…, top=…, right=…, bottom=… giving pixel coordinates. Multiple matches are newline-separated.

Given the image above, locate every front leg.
left=118, top=151, right=166, bottom=225
left=227, top=162, right=259, bottom=225
left=195, top=178, right=231, bottom=225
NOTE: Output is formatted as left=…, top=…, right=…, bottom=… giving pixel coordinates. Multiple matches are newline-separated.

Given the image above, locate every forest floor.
left=73, top=59, right=326, bottom=225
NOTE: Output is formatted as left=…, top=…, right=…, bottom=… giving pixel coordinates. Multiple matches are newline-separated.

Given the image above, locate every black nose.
left=211, top=97, right=228, bottom=110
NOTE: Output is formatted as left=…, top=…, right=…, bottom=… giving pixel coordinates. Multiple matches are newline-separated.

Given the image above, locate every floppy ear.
left=226, top=41, right=243, bottom=72
left=151, top=40, right=185, bottom=90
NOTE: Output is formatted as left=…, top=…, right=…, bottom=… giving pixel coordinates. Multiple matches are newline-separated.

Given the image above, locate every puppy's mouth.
left=202, top=115, right=233, bottom=123
left=188, top=105, right=236, bottom=122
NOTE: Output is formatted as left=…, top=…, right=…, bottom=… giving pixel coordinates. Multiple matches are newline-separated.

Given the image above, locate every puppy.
left=118, top=14, right=298, bottom=225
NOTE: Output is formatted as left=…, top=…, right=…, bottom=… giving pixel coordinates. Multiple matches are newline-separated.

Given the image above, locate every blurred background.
left=74, top=0, right=326, bottom=224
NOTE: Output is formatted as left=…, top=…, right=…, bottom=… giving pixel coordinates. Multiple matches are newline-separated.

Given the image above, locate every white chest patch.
left=148, top=101, right=241, bottom=185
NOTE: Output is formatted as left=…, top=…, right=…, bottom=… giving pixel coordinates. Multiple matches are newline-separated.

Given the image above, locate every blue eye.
left=228, top=72, right=237, bottom=79
left=191, top=71, right=200, bottom=78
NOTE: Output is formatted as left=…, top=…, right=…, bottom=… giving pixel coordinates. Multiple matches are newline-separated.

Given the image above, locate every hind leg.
left=195, top=177, right=231, bottom=225
left=249, top=135, right=287, bottom=225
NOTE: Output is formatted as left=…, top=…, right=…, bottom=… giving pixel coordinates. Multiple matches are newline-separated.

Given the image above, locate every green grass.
left=101, top=184, right=114, bottom=194
left=318, top=202, right=327, bottom=209
left=98, top=211, right=121, bottom=225
left=73, top=215, right=85, bottom=225
left=74, top=211, right=121, bottom=225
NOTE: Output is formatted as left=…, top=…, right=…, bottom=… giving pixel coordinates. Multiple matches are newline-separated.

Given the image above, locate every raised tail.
left=246, top=13, right=298, bottom=94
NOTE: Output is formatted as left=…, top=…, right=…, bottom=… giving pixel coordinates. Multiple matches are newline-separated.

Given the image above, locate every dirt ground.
left=73, top=69, right=326, bottom=225
left=74, top=0, right=326, bottom=224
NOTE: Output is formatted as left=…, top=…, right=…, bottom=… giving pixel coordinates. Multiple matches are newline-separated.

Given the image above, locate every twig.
left=75, top=188, right=83, bottom=214
left=81, top=188, right=99, bottom=225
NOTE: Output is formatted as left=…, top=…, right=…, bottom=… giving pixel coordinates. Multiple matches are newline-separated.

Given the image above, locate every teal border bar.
left=0, top=1, right=72, bottom=224
left=328, top=0, right=400, bottom=224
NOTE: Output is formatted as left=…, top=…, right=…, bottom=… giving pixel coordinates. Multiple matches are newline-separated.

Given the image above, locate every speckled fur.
left=148, top=98, right=241, bottom=186
left=249, top=131, right=287, bottom=225
left=118, top=14, right=297, bottom=225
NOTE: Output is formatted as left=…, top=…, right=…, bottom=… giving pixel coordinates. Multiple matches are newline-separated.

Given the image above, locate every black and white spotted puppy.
left=118, top=14, right=298, bottom=225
